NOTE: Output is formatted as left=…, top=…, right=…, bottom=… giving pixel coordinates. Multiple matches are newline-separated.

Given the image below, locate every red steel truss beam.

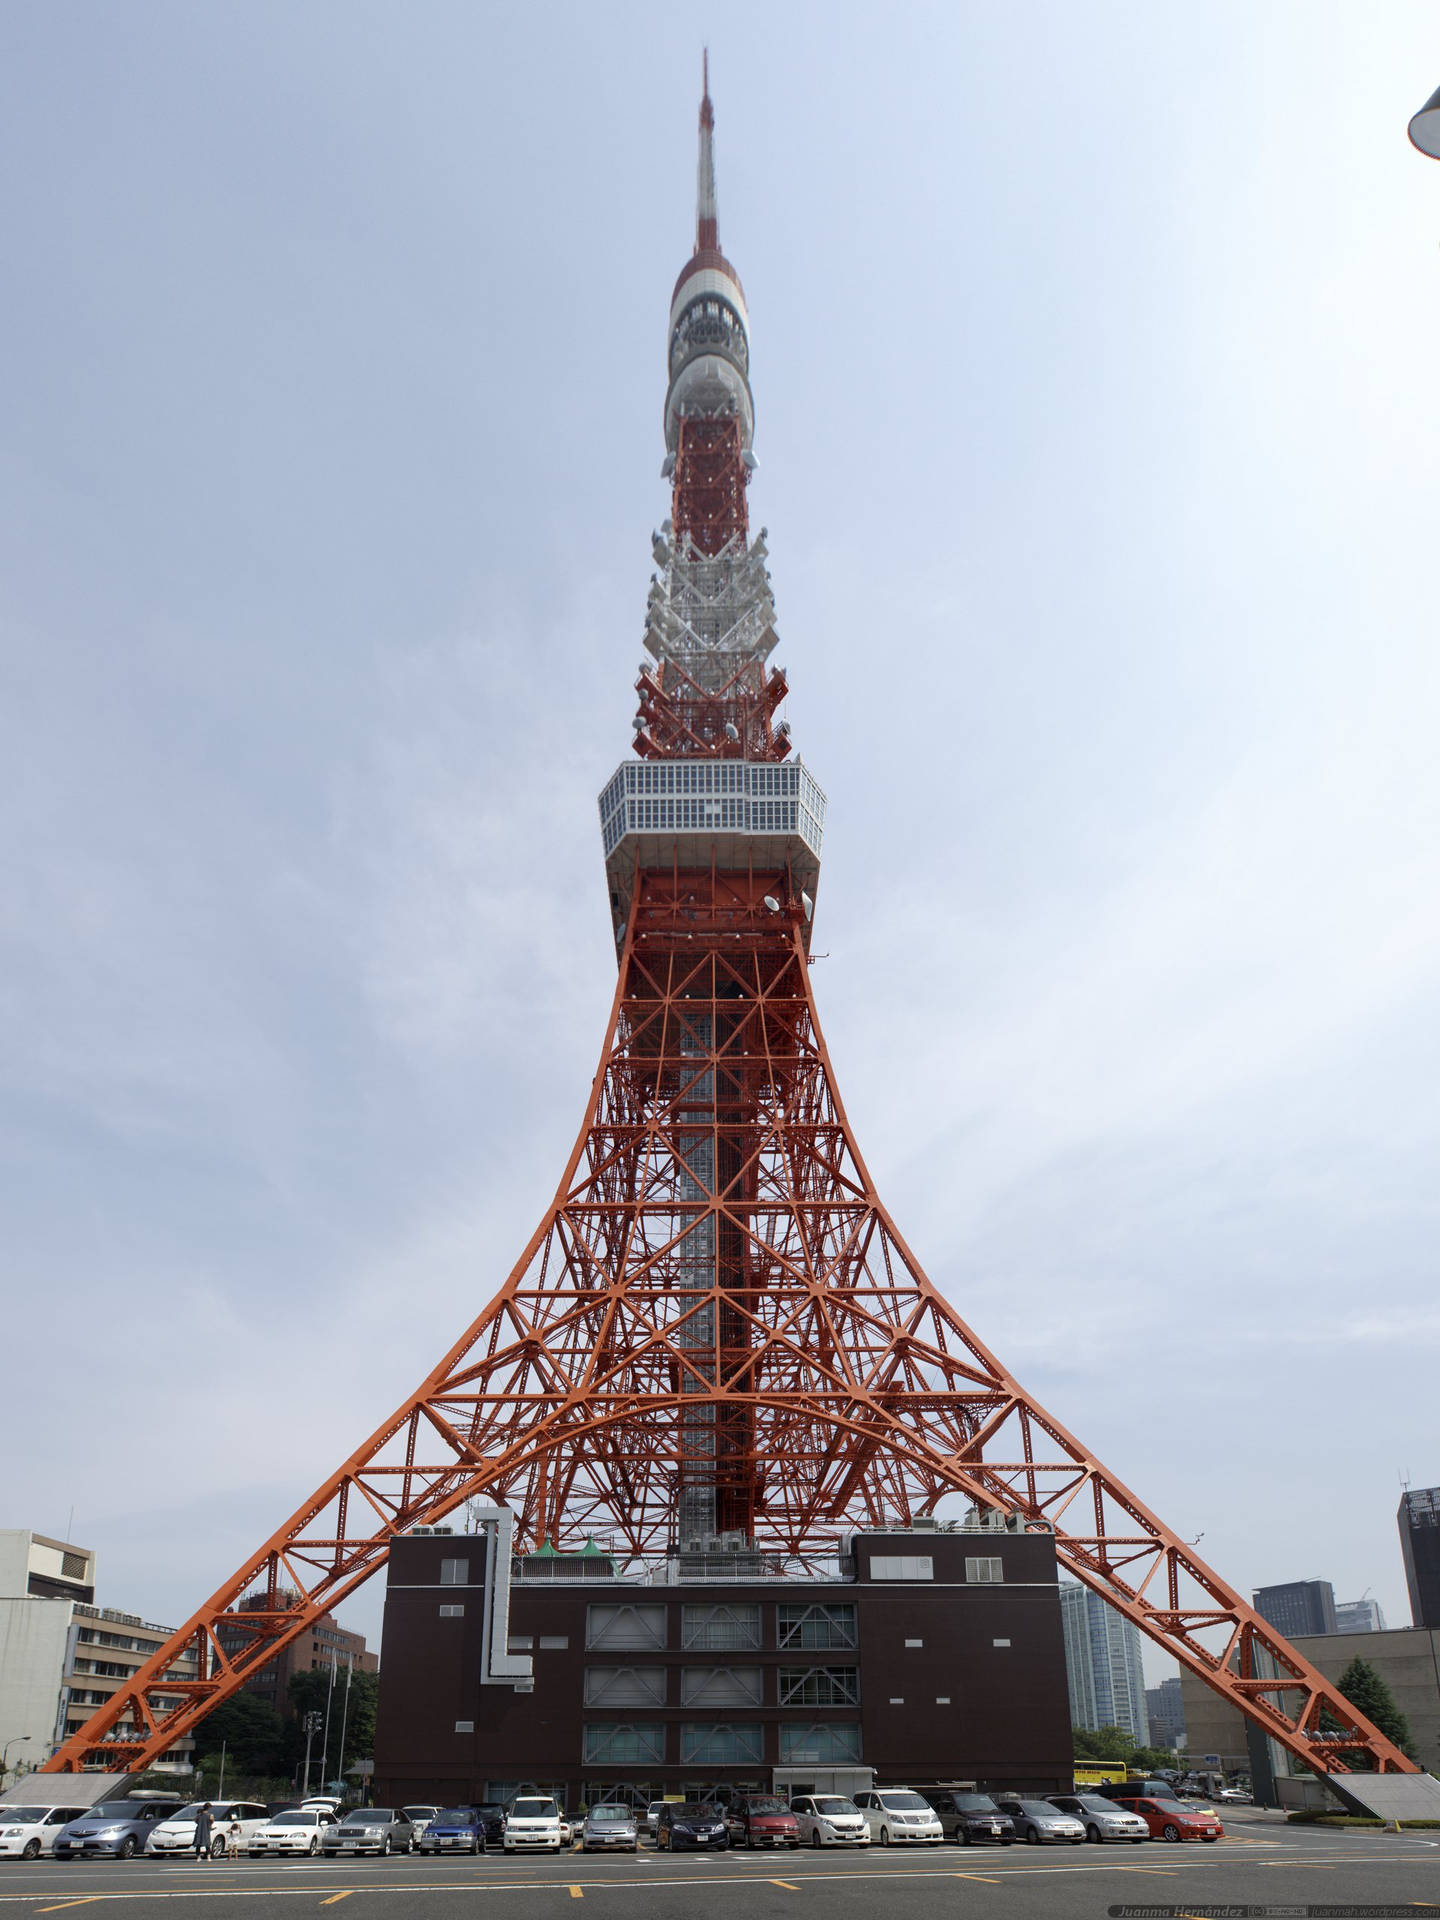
left=43, top=876, right=1416, bottom=1781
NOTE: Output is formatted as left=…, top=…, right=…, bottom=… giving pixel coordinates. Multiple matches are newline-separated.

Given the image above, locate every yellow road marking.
left=319, top=1897, right=353, bottom=1907
left=954, top=1872, right=1001, bottom=1881
left=37, top=1905, right=104, bottom=1914
left=569, top=1889, right=584, bottom=1900
left=771, top=1881, right=802, bottom=1890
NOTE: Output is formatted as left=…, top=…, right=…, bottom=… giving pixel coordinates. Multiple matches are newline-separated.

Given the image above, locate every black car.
left=655, top=1802, right=729, bottom=1851
left=920, top=1791, right=1016, bottom=1845
left=472, top=1804, right=508, bottom=1847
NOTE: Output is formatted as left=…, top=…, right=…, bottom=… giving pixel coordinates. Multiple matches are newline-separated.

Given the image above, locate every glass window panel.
left=582, top=1724, right=666, bottom=1765
left=586, top=1604, right=668, bottom=1650
left=681, top=1604, right=761, bottom=1650
left=778, top=1723, right=862, bottom=1764
left=778, top=1666, right=859, bottom=1707
left=681, top=1666, right=762, bottom=1707
left=678, top=1723, right=764, bottom=1765
left=584, top=1666, right=667, bottom=1708
left=776, top=1604, right=857, bottom=1650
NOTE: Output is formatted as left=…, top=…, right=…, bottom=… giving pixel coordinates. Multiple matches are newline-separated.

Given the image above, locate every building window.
left=869, top=1555, right=934, bottom=1581
left=586, top=1604, right=667, bottom=1651
left=681, top=1604, right=761, bottom=1651
left=584, top=1667, right=666, bottom=1708
left=778, top=1723, right=862, bottom=1763
left=439, top=1604, right=464, bottom=1618
left=508, top=1637, right=533, bottom=1652
left=439, top=1557, right=470, bottom=1586
left=778, top=1666, right=859, bottom=1707
left=454, top=1720, right=474, bottom=1733
left=993, top=1638, right=1011, bottom=1648
left=681, top=1667, right=762, bottom=1708
left=679, top=1723, right=764, bottom=1765
left=936, top=1696, right=951, bottom=1705
left=965, top=1556, right=1004, bottom=1584
left=61, top=1552, right=87, bottom=1580
left=583, top=1723, right=667, bottom=1765
left=904, top=1638, right=923, bottom=1649
left=538, top=1636, right=569, bottom=1651
left=776, top=1604, right=857, bottom=1650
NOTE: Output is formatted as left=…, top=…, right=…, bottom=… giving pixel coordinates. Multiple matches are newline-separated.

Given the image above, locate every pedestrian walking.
left=193, top=1802, right=214, bottom=1858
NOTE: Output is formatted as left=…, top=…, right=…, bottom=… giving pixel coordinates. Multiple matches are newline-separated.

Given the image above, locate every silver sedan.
left=993, top=1798, right=1085, bottom=1845
left=581, top=1807, right=638, bottom=1852
left=1047, top=1794, right=1150, bottom=1843
left=320, top=1809, right=414, bottom=1856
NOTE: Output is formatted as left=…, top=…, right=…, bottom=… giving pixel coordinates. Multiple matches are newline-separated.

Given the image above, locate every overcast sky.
left=3, top=3, right=1439, bottom=1683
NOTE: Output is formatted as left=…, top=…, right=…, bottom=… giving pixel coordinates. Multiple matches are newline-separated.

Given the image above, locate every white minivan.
left=148, top=1801, right=270, bottom=1857
left=502, top=1796, right=564, bottom=1852
left=0, top=1804, right=90, bottom=1860
left=854, top=1788, right=944, bottom=1846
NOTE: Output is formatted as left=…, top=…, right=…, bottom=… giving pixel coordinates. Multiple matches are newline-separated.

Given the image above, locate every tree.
left=1073, top=1726, right=1179, bottom=1771
left=191, top=1691, right=289, bottom=1776
left=288, top=1666, right=381, bottom=1776
left=1322, top=1657, right=1414, bottom=1764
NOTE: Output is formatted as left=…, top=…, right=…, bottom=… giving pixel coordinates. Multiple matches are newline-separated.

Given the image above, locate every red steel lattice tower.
left=44, top=64, right=1418, bottom=1790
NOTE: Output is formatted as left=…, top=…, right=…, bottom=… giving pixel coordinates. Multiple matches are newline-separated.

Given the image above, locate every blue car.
left=416, top=1807, right=485, bottom=1855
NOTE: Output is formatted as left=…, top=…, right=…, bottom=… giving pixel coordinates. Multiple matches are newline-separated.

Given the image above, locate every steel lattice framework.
left=44, top=64, right=1416, bottom=1787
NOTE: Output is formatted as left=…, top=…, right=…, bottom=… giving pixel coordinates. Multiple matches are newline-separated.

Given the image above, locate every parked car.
left=855, top=1788, right=944, bottom=1847
left=502, top=1795, right=564, bottom=1852
left=416, top=1808, right=484, bottom=1855
left=401, top=1804, right=439, bottom=1837
left=0, top=1804, right=89, bottom=1860
left=1217, top=1789, right=1252, bottom=1804
left=148, top=1801, right=270, bottom=1857
left=580, top=1805, right=639, bottom=1852
left=1046, top=1794, right=1149, bottom=1844
left=246, top=1808, right=338, bottom=1856
left=1127, top=1796, right=1224, bottom=1843
left=918, top=1791, right=1015, bottom=1846
left=1097, top=1779, right=1179, bottom=1806
left=789, top=1794, right=870, bottom=1848
left=992, top=1798, right=1085, bottom=1846
left=656, top=1802, right=729, bottom=1851
left=53, top=1800, right=185, bottom=1859
left=725, top=1795, right=800, bottom=1849
left=321, top=1808, right=414, bottom=1856
left=472, top=1804, right=508, bottom=1848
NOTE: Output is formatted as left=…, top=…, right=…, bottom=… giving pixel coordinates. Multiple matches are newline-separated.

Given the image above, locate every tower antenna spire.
left=697, top=46, right=718, bottom=253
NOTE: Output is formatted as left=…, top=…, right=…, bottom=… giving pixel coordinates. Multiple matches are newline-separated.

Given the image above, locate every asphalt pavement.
left=1, top=1809, right=1437, bottom=1918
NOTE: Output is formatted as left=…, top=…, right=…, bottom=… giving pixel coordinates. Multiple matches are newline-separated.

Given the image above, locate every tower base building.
left=373, top=1523, right=1071, bottom=1808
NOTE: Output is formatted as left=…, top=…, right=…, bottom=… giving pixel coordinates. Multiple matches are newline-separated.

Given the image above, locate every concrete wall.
left=1180, top=1626, right=1440, bottom=1782
left=0, top=1597, right=74, bottom=1773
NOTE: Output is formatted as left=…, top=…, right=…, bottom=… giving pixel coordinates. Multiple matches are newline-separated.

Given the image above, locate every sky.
left=3, top=3, right=1440, bottom=1688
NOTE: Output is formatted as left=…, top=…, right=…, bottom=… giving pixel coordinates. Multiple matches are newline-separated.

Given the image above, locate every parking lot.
left=1, top=1810, right=1438, bottom=1918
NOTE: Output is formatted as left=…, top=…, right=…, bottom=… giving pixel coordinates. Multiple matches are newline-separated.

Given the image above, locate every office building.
left=1253, top=1580, right=1337, bottom=1639
left=1334, top=1598, right=1386, bottom=1634
left=1145, top=1675, right=1185, bottom=1751
left=1399, top=1488, right=1440, bottom=1630
left=214, top=1592, right=376, bottom=1721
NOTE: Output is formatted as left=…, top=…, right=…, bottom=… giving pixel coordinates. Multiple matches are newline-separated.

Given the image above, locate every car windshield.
left=1077, top=1797, right=1124, bottom=1813
left=675, top=1804, right=717, bottom=1819
left=589, top=1808, right=632, bottom=1822
left=0, top=1809, right=47, bottom=1824
left=812, top=1798, right=858, bottom=1815
left=1016, top=1801, right=1061, bottom=1816
left=271, top=1813, right=317, bottom=1827
left=954, top=1795, right=999, bottom=1812
left=745, top=1798, right=788, bottom=1814
left=402, top=1808, right=434, bottom=1820
left=510, top=1799, right=558, bottom=1819
left=878, top=1793, right=929, bottom=1811
left=347, top=1812, right=392, bottom=1825
left=88, top=1804, right=144, bottom=1820
left=433, top=1810, right=475, bottom=1824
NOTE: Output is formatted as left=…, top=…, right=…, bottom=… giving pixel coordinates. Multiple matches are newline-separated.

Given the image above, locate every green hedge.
left=1286, top=1811, right=1440, bottom=1829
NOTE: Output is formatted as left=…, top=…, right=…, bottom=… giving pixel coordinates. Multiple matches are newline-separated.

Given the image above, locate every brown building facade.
left=215, top=1593, right=377, bottom=1721
left=374, top=1525, right=1071, bottom=1809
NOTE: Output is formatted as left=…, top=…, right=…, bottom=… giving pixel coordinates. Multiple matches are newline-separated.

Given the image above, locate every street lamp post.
left=1409, top=84, right=1440, bottom=159
left=1, top=1736, right=32, bottom=1785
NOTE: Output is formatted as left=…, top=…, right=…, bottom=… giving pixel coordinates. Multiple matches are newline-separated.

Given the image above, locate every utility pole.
left=333, top=1656, right=354, bottom=1798
left=301, top=1712, right=322, bottom=1796
left=217, top=1740, right=227, bottom=1801
left=315, top=1650, right=337, bottom=1792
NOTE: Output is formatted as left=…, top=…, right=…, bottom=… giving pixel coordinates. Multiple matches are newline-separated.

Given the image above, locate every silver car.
left=1047, top=1794, right=1149, bottom=1843
left=993, top=1797, right=1085, bottom=1845
left=320, top=1808, right=414, bottom=1855
left=581, top=1806, right=638, bottom=1852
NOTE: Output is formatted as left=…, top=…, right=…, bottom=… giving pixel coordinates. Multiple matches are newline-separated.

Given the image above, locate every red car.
left=724, top=1796, right=800, bottom=1849
left=1130, top=1796, right=1224, bottom=1843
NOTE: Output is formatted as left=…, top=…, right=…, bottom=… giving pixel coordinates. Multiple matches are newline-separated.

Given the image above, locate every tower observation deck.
left=599, top=58, right=824, bottom=948
left=38, top=57, right=1427, bottom=1812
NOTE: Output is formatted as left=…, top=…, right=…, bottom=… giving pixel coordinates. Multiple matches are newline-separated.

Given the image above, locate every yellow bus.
left=1073, top=1764, right=1130, bottom=1788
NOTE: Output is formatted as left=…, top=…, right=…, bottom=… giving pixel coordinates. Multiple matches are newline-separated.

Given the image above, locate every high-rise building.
left=1253, top=1580, right=1338, bottom=1639
left=1334, top=1598, right=1386, bottom=1634
left=213, top=1590, right=376, bottom=1722
left=1145, top=1675, right=1185, bottom=1751
left=1399, top=1488, right=1440, bottom=1630
left=1059, top=1584, right=1149, bottom=1743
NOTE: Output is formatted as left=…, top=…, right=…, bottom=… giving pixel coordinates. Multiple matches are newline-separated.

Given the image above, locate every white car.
left=502, top=1795, right=564, bottom=1851
left=789, top=1794, right=870, bottom=1847
left=247, top=1808, right=337, bottom=1856
left=148, top=1801, right=270, bottom=1857
left=855, top=1788, right=944, bottom=1845
left=401, top=1804, right=439, bottom=1838
left=0, top=1804, right=89, bottom=1860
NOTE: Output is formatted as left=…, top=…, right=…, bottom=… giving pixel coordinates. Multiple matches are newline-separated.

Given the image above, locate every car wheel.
left=880, top=1827, right=891, bottom=1847
left=1086, top=1826, right=1100, bottom=1844
left=811, top=1830, right=822, bottom=1849
left=381, top=1837, right=390, bottom=1856
left=1024, top=1827, right=1039, bottom=1845
left=21, top=1840, right=40, bottom=1861
left=119, top=1838, right=137, bottom=1860
left=960, top=1828, right=973, bottom=1846
left=309, top=1837, right=319, bottom=1855
left=1162, top=1824, right=1182, bottom=1843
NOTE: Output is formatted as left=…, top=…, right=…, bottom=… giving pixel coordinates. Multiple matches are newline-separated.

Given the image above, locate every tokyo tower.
left=43, top=63, right=1419, bottom=1795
